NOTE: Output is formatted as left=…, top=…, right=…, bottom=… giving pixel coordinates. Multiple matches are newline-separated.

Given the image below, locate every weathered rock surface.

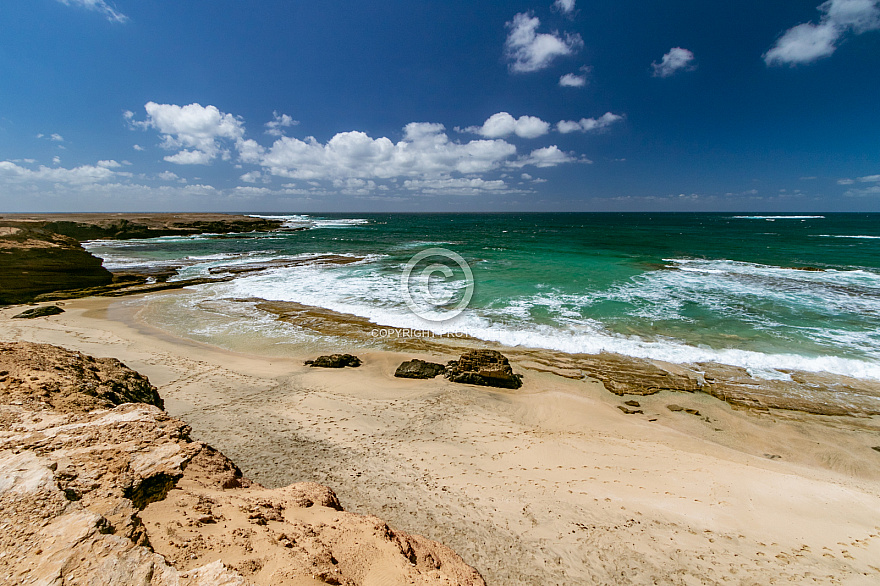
left=0, top=342, right=484, bottom=585
left=305, top=354, right=363, bottom=368
left=0, top=214, right=284, bottom=305
left=11, top=304, right=65, bottom=318
left=0, top=223, right=113, bottom=304
left=0, top=341, right=164, bottom=413
left=2, top=213, right=282, bottom=241
left=395, top=359, right=447, bottom=379
left=445, top=350, right=523, bottom=389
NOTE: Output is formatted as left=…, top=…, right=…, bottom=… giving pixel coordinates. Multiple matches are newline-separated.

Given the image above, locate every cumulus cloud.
left=556, top=112, right=624, bottom=133
left=462, top=112, right=551, bottom=139
left=504, top=12, right=583, bottom=73
left=553, top=0, right=576, bottom=15
left=132, top=144, right=145, bottom=151
left=265, top=111, right=299, bottom=136
left=257, top=122, right=528, bottom=181
left=126, top=102, right=583, bottom=197
left=559, top=72, right=587, bottom=87
left=56, top=0, right=128, bottom=23
left=510, top=146, right=578, bottom=168
left=0, top=160, right=116, bottom=184
left=403, top=177, right=514, bottom=196
left=129, top=102, right=246, bottom=165
left=651, top=47, right=697, bottom=78
left=765, top=0, right=880, bottom=66
left=157, top=171, right=180, bottom=182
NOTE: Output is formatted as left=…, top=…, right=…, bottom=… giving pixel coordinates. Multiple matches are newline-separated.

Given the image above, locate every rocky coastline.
left=0, top=341, right=485, bottom=585
left=0, top=213, right=283, bottom=305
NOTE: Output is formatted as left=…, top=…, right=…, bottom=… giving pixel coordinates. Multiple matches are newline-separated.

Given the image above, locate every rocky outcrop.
left=305, top=354, right=363, bottom=368
left=445, top=350, right=523, bottom=389
left=0, top=224, right=113, bottom=304
left=0, top=214, right=284, bottom=305
left=0, top=342, right=485, bottom=585
left=12, top=305, right=65, bottom=318
left=4, top=213, right=282, bottom=241
left=395, top=359, right=447, bottom=379
left=0, top=341, right=164, bottom=412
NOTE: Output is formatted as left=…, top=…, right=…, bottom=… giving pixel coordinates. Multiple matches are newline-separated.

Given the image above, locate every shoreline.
left=3, top=293, right=880, bottom=584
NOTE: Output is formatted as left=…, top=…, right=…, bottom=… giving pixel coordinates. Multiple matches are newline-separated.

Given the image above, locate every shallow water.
left=86, top=213, right=880, bottom=380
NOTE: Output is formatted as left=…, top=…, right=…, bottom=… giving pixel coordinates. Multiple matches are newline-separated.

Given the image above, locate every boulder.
left=305, top=353, right=362, bottom=368
left=395, top=359, right=447, bottom=379
left=445, top=349, right=523, bottom=389
left=12, top=305, right=64, bottom=318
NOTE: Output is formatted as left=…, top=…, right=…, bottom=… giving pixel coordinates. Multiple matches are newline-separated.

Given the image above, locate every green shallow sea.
left=85, top=213, right=880, bottom=380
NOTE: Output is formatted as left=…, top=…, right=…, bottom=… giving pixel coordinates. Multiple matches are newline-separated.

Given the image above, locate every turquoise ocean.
left=84, top=213, right=880, bottom=381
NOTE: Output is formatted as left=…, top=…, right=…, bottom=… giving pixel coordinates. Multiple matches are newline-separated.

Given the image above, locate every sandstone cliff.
left=0, top=342, right=485, bottom=586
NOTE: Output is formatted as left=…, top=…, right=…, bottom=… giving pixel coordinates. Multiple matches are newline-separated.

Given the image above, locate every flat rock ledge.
left=0, top=342, right=485, bottom=586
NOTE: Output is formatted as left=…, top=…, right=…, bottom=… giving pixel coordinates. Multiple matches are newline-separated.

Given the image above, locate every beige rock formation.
left=0, top=342, right=485, bottom=586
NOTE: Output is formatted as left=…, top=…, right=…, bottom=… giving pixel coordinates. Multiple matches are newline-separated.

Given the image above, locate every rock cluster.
left=305, top=354, right=362, bottom=368
left=444, top=350, right=524, bottom=390
left=0, top=342, right=486, bottom=585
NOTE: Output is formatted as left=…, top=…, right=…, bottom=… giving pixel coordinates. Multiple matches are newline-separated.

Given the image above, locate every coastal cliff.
left=0, top=214, right=283, bottom=305
left=0, top=342, right=485, bottom=585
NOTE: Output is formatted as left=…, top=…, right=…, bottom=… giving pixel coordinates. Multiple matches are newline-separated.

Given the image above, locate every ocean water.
left=84, top=213, right=880, bottom=381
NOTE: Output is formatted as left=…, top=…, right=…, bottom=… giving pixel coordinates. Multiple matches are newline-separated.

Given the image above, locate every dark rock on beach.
left=12, top=305, right=65, bottom=319
left=445, top=349, right=523, bottom=389
left=305, top=353, right=362, bottom=368
left=395, top=359, right=447, bottom=379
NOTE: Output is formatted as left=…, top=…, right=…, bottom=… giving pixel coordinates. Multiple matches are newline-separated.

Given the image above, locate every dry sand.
left=3, top=293, right=880, bottom=585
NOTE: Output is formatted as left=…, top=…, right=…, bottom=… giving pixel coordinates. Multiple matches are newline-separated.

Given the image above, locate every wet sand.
left=3, top=293, right=880, bottom=585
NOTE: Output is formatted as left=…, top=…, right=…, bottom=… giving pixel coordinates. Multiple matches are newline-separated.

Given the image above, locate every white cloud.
left=131, top=102, right=246, bottom=165
left=651, top=47, right=696, bottom=78
left=463, top=112, right=551, bottom=139
left=403, top=177, right=517, bottom=196
left=132, top=144, right=145, bottom=151
left=556, top=112, right=624, bottom=133
left=553, top=0, right=576, bottom=15
left=858, top=174, right=880, bottom=182
left=50, top=133, right=64, bottom=142
left=838, top=178, right=855, bottom=184
left=504, top=12, right=582, bottom=73
left=765, top=0, right=880, bottom=66
left=559, top=72, right=587, bottom=87
left=265, top=111, right=299, bottom=136
left=510, top=146, right=578, bottom=168
left=257, top=123, right=523, bottom=180
left=157, top=171, right=180, bottom=181
left=0, top=160, right=116, bottom=184
left=56, top=0, right=128, bottom=23
left=96, top=159, right=121, bottom=168
left=240, top=171, right=263, bottom=183
left=52, top=156, right=61, bottom=165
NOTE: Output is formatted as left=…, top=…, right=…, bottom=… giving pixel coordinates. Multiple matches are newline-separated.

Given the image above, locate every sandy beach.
left=3, top=293, right=880, bottom=585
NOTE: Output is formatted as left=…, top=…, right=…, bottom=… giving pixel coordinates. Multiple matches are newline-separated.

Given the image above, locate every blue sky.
left=1, top=0, right=879, bottom=212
